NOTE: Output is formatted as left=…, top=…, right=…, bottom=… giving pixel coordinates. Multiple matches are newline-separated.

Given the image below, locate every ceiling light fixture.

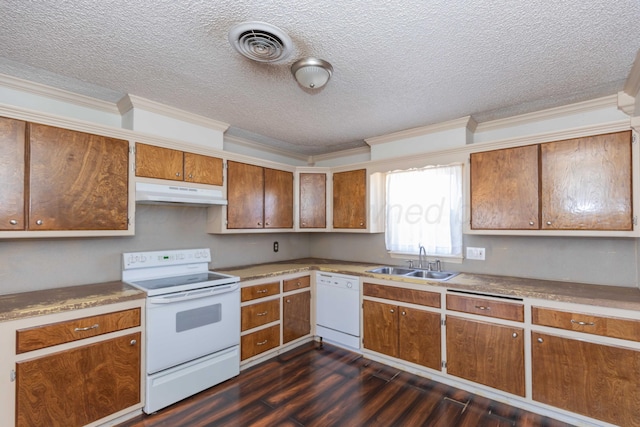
left=291, top=58, right=333, bottom=89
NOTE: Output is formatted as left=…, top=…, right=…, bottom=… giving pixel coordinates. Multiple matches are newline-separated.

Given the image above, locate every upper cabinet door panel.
left=135, top=143, right=183, bottom=181
left=227, top=161, right=264, bottom=229
left=29, top=124, right=129, bottom=231
left=0, top=117, right=26, bottom=230
left=541, top=131, right=632, bottom=230
left=264, top=168, right=293, bottom=228
left=333, top=169, right=366, bottom=229
left=184, top=152, right=223, bottom=185
left=471, top=145, right=540, bottom=230
left=299, top=173, right=326, bottom=228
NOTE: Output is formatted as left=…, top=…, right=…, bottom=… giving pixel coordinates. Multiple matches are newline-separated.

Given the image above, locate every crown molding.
left=117, top=94, right=229, bottom=132
left=308, top=145, right=371, bottom=164
left=365, top=116, right=475, bottom=146
left=618, top=91, right=636, bottom=116
left=475, top=95, right=618, bottom=132
left=0, top=73, right=120, bottom=114
left=224, top=134, right=309, bottom=162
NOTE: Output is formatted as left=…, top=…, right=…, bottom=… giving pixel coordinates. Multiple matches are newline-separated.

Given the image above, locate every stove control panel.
left=122, top=248, right=211, bottom=269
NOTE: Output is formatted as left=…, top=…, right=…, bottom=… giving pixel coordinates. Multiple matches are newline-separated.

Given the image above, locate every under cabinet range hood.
left=135, top=182, right=227, bottom=207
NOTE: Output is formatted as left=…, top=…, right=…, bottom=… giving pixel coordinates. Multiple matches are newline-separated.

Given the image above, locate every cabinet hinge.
left=10, top=369, right=15, bottom=382
left=127, top=217, right=131, bottom=226
left=224, top=162, right=228, bottom=169
left=633, top=133, right=637, bottom=144
left=634, top=216, right=638, bottom=226
left=129, top=146, right=136, bottom=154
left=225, top=220, right=228, bottom=225
left=441, top=318, right=446, bottom=326
left=441, top=361, right=447, bottom=369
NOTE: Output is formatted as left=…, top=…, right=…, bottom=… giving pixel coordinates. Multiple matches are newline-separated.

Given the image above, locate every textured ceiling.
left=0, top=1, right=638, bottom=155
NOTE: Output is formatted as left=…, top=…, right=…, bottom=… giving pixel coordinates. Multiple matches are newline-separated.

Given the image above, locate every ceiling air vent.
left=228, top=21, right=293, bottom=63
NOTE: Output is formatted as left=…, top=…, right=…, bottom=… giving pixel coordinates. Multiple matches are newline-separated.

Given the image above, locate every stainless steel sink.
left=405, top=270, right=459, bottom=281
left=367, top=266, right=416, bottom=275
left=366, top=266, right=459, bottom=282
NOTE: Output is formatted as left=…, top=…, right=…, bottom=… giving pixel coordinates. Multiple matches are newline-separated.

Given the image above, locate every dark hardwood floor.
left=118, top=342, right=575, bottom=427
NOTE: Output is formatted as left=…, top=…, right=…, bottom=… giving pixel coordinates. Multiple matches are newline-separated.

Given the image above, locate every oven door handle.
left=149, top=283, right=239, bottom=304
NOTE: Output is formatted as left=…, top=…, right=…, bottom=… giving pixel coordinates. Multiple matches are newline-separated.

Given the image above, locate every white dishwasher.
left=315, top=272, right=360, bottom=350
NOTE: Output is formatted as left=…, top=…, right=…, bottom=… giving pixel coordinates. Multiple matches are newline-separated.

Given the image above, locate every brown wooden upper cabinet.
left=470, top=131, right=632, bottom=231
left=227, top=161, right=293, bottom=229
left=0, top=118, right=129, bottom=231
left=0, top=117, right=25, bottom=230
left=333, top=169, right=367, bottom=229
left=135, top=142, right=223, bottom=185
left=299, top=172, right=326, bottom=228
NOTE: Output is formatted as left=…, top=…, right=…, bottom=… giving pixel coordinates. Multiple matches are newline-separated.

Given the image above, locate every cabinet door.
left=363, top=300, right=398, bottom=358
left=446, top=316, right=525, bottom=396
left=227, top=161, right=264, bottom=229
left=16, top=332, right=140, bottom=427
left=264, top=168, right=293, bottom=228
left=184, top=152, right=223, bottom=185
left=399, top=307, right=441, bottom=370
left=299, top=172, right=326, bottom=228
left=283, top=291, right=311, bottom=344
left=532, top=332, right=640, bottom=427
left=541, top=131, right=632, bottom=230
left=333, top=169, right=366, bottom=229
left=29, top=124, right=129, bottom=231
left=470, top=145, right=539, bottom=229
left=135, top=143, right=184, bottom=181
left=0, top=117, right=25, bottom=230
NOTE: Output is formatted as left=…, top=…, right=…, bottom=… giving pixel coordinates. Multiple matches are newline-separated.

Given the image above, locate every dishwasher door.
left=315, top=272, right=360, bottom=350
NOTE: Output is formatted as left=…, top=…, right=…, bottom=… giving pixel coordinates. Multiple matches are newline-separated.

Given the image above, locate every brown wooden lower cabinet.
left=283, top=291, right=311, bottom=344
left=363, top=300, right=441, bottom=370
left=241, top=325, right=280, bottom=360
left=446, top=316, right=525, bottom=396
left=532, top=331, right=640, bottom=427
left=241, top=299, right=280, bottom=331
left=16, top=332, right=141, bottom=427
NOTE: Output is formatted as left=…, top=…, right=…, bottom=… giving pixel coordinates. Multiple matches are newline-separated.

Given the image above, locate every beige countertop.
left=0, top=281, right=145, bottom=323
left=219, top=258, right=640, bottom=311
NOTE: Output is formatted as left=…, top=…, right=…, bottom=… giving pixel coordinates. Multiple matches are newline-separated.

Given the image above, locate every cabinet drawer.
left=283, top=275, right=310, bottom=292
left=241, top=325, right=280, bottom=360
left=364, top=283, right=441, bottom=308
left=241, top=299, right=280, bottom=331
left=16, top=308, right=141, bottom=354
left=532, top=307, right=640, bottom=342
left=446, top=294, right=523, bottom=322
left=241, top=281, right=280, bottom=302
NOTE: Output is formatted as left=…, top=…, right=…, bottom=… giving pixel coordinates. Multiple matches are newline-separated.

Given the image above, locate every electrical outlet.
left=466, top=247, right=485, bottom=260
left=273, top=241, right=279, bottom=252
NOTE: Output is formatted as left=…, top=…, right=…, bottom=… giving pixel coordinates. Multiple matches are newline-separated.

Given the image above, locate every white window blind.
left=385, top=164, right=463, bottom=257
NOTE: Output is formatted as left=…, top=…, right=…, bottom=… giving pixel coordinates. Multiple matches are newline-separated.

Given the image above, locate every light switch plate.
left=466, top=247, right=486, bottom=260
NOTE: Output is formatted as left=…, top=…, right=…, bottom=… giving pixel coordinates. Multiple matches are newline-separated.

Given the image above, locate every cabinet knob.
left=390, top=309, right=395, bottom=313
left=130, top=339, right=137, bottom=346
left=512, top=332, right=518, bottom=338
left=257, top=222, right=262, bottom=226
left=265, top=222, right=270, bottom=226
left=537, top=337, right=544, bottom=343
left=9, top=219, right=17, bottom=225
left=302, top=222, right=306, bottom=226
left=188, top=174, right=193, bottom=178
left=529, top=221, right=534, bottom=226
left=546, top=221, right=552, bottom=226
left=35, top=219, right=43, bottom=225
left=176, top=172, right=181, bottom=177
left=296, top=282, right=301, bottom=287
left=286, top=299, right=291, bottom=303
left=401, top=311, right=406, bottom=316
left=359, top=221, right=364, bottom=226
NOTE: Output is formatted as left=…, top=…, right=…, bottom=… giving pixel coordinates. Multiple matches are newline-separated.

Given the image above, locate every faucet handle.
left=406, top=260, right=414, bottom=268
left=434, top=259, right=442, bottom=272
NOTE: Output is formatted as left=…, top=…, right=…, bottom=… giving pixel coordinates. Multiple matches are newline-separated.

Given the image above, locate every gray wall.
left=0, top=205, right=311, bottom=295
left=2, top=205, right=638, bottom=295
left=309, top=233, right=639, bottom=288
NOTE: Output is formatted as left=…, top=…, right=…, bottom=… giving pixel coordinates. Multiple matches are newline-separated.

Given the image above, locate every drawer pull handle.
left=257, top=340, right=268, bottom=346
left=571, top=319, right=595, bottom=326
left=296, top=282, right=301, bottom=287
left=475, top=305, right=490, bottom=310
left=9, top=219, right=17, bottom=225
left=256, top=289, right=268, bottom=294
left=257, top=311, right=268, bottom=316
left=74, top=324, right=99, bottom=332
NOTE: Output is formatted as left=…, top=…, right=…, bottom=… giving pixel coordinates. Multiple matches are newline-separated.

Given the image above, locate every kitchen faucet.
left=418, top=245, right=427, bottom=269
left=418, top=245, right=442, bottom=271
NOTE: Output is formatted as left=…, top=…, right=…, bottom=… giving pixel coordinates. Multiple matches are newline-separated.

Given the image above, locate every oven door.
left=146, top=283, right=240, bottom=374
